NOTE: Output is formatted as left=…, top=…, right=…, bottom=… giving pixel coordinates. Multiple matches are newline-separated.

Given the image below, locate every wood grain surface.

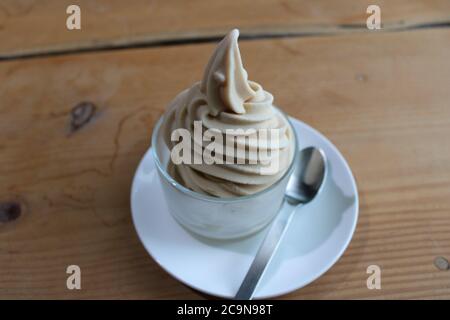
left=1, top=26, right=450, bottom=299
left=1, top=0, right=450, bottom=58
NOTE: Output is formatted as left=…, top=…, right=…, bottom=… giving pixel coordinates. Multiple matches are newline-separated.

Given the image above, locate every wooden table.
left=1, top=0, right=450, bottom=299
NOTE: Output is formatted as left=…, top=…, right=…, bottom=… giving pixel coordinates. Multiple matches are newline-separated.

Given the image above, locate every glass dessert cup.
left=151, top=113, right=299, bottom=240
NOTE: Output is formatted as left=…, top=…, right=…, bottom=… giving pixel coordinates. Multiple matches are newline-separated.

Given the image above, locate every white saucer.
left=131, top=118, right=359, bottom=299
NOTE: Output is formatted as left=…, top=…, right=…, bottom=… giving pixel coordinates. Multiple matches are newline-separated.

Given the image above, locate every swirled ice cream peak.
left=160, top=29, right=295, bottom=197
left=201, top=29, right=254, bottom=116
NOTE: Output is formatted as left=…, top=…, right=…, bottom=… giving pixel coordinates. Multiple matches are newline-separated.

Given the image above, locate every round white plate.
left=131, top=118, right=359, bottom=299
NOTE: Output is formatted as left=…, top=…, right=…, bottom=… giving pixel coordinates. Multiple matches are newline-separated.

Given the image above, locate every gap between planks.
left=1, top=20, right=450, bottom=62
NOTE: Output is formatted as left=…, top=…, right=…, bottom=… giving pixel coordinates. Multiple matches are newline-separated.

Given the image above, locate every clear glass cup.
left=151, top=113, right=298, bottom=240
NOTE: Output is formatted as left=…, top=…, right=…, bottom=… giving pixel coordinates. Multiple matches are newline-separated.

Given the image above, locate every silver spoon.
left=235, top=146, right=327, bottom=300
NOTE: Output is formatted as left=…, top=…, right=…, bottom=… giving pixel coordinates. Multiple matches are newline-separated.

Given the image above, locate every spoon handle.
left=234, top=200, right=297, bottom=300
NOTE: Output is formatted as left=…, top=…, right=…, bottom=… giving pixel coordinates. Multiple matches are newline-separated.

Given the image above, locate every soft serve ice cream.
left=161, top=29, right=295, bottom=197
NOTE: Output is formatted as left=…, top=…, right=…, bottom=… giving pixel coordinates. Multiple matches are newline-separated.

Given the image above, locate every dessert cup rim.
left=151, top=109, right=299, bottom=203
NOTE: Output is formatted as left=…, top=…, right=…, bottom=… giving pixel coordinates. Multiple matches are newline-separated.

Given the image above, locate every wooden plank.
left=1, top=0, right=450, bottom=58
left=1, top=28, right=450, bottom=299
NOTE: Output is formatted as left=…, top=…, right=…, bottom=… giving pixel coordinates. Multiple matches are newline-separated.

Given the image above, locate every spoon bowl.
left=286, top=147, right=327, bottom=204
